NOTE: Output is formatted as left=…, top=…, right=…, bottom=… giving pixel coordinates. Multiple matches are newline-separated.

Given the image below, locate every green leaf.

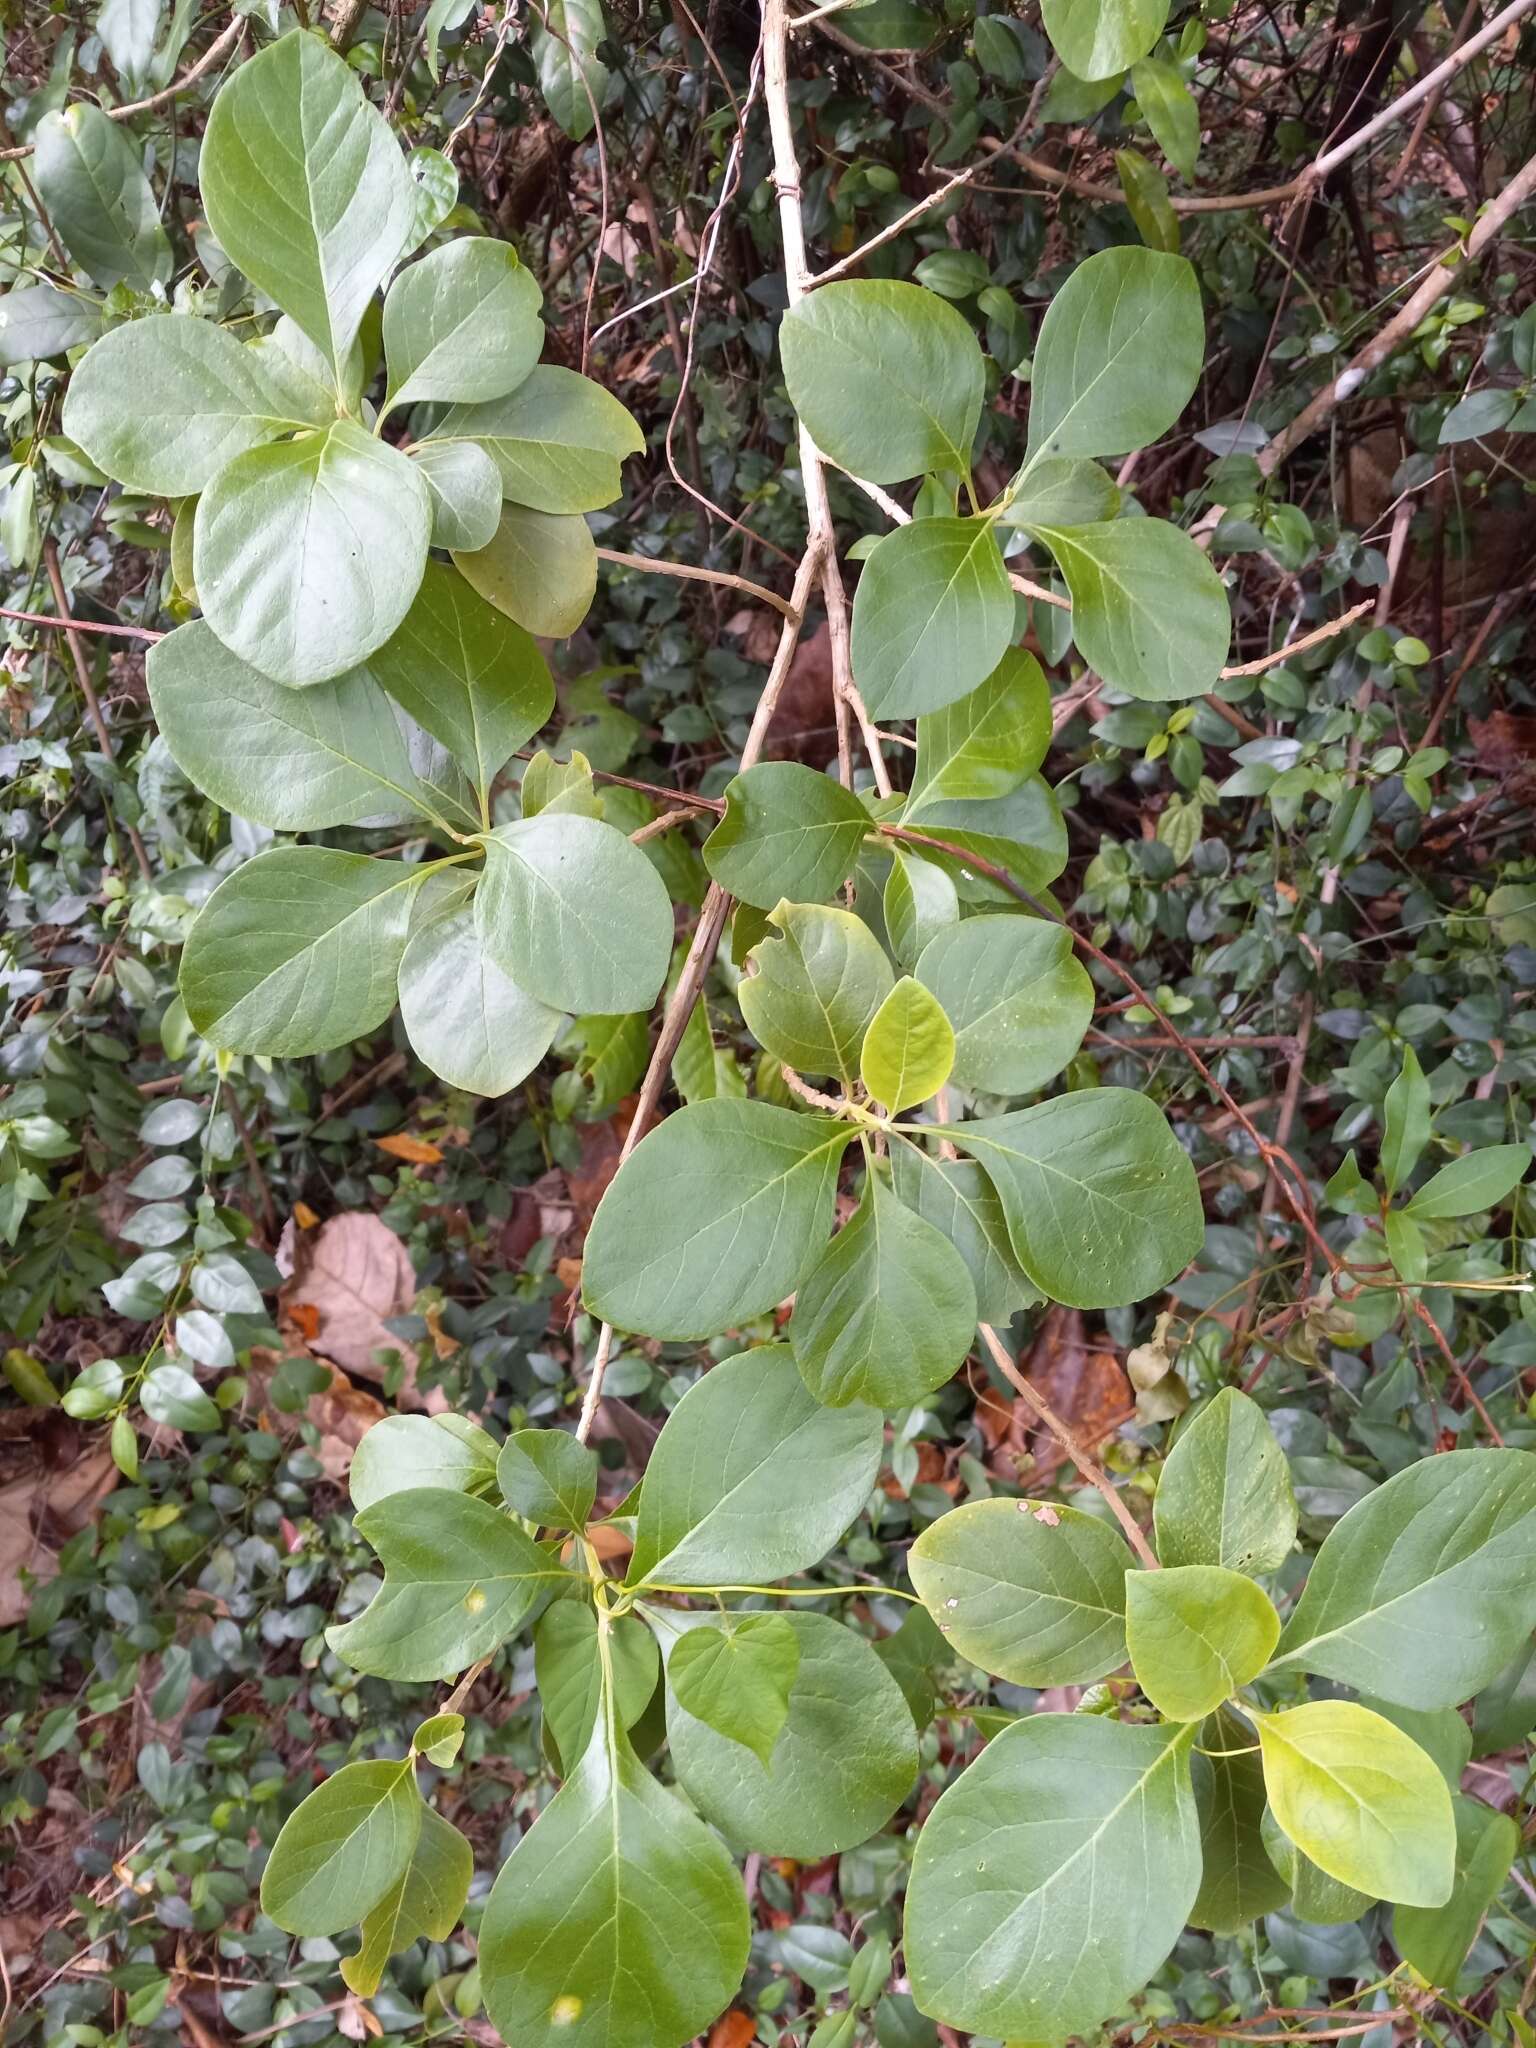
left=368, top=561, right=554, bottom=798
left=1260, top=1808, right=1374, bottom=1923
left=779, top=280, right=984, bottom=484
left=791, top=1164, right=976, bottom=1407
left=1041, top=0, right=1167, bottom=73
left=1267, top=1448, right=1536, bottom=1708
left=454, top=503, right=597, bottom=638
left=349, top=1413, right=499, bottom=1513
left=1361, top=1696, right=1472, bottom=1791
left=32, top=104, right=171, bottom=290
left=888, top=1146, right=1039, bottom=1323
left=1026, top=246, right=1202, bottom=458
left=1189, top=1707, right=1291, bottom=1934
left=1125, top=1563, right=1280, bottom=1719
left=62, top=316, right=290, bottom=496
left=851, top=518, right=1014, bottom=718
left=382, top=236, right=543, bottom=413
left=200, top=28, right=415, bottom=373
left=625, top=1345, right=883, bottom=1588
left=141, top=1363, right=220, bottom=1431
left=662, top=1610, right=916, bottom=1855
left=1116, top=147, right=1181, bottom=253
left=1381, top=1046, right=1431, bottom=1195
left=261, top=1759, right=421, bottom=1937
left=945, top=1087, right=1204, bottom=1307
left=1252, top=1701, right=1454, bottom=1907
left=739, top=900, right=894, bottom=1085
left=476, top=813, right=673, bottom=1015
left=914, top=916, right=1093, bottom=1095
left=478, top=1717, right=748, bottom=2048
left=884, top=851, right=959, bottom=970
left=328, top=1487, right=569, bottom=1681
left=704, top=763, right=871, bottom=910
left=1406, top=1141, right=1529, bottom=1218
left=413, top=437, right=504, bottom=551
left=1030, top=519, right=1229, bottom=702
left=498, top=1428, right=598, bottom=1528
left=1383, top=1206, right=1427, bottom=1284
left=532, top=0, right=611, bottom=140
left=1393, top=1795, right=1517, bottom=1986
left=860, top=977, right=954, bottom=1112
left=535, top=1602, right=660, bottom=1772
left=147, top=621, right=431, bottom=832
left=1154, top=1386, right=1298, bottom=1575
left=438, top=365, right=645, bottom=513
left=0, top=283, right=103, bottom=368
left=664, top=1613, right=800, bottom=1766
left=997, top=455, right=1121, bottom=529
left=900, top=777, right=1070, bottom=900
left=195, top=421, right=432, bottom=687
left=341, top=1804, right=472, bottom=1997
left=1131, top=53, right=1199, bottom=177
left=906, top=649, right=1051, bottom=810
left=399, top=899, right=560, bottom=1096
left=905, top=1715, right=1200, bottom=2041
left=180, top=848, right=422, bottom=1057
left=908, top=1497, right=1130, bottom=1684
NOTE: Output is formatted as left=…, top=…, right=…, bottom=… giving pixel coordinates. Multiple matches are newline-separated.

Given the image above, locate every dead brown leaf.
left=375, top=1132, right=444, bottom=1166
left=279, top=1212, right=418, bottom=1386
left=708, top=2015, right=757, bottom=2048
left=0, top=1441, right=116, bottom=1624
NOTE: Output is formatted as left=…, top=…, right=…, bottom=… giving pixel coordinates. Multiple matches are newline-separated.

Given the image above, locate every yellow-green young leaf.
left=410, top=1712, right=465, bottom=1765
left=704, top=763, right=872, bottom=910
left=791, top=1167, right=976, bottom=1408
left=261, top=1759, right=421, bottom=1937
left=1028, top=518, right=1230, bottom=703
left=1154, top=1386, right=1298, bottom=1575
left=1026, top=245, right=1200, bottom=457
left=850, top=517, right=1015, bottom=718
left=664, top=1613, right=800, bottom=1767
left=1124, top=1564, right=1280, bottom=1720
left=1360, top=1696, right=1471, bottom=1790
left=915, top=916, right=1093, bottom=1096
left=907, top=649, right=1052, bottom=810
left=478, top=1718, right=748, bottom=2048
left=861, top=977, right=954, bottom=1112
left=905, top=1714, right=1200, bottom=2042
left=381, top=237, right=542, bottom=413
left=349, top=1414, right=500, bottom=1513
left=497, top=1428, right=598, bottom=1528
left=1252, top=1701, right=1455, bottom=1907
left=1116, top=148, right=1181, bottom=253
left=908, top=1497, right=1131, bottom=1685
left=1260, top=1807, right=1374, bottom=1924
left=341, top=1804, right=472, bottom=1996
left=1189, top=1708, right=1291, bottom=1934
left=454, top=504, right=597, bottom=638
left=534, top=1602, right=660, bottom=1773
left=1040, top=0, right=1167, bottom=75
left=438, top=365, right=645, bottom=513
left=738, top=900, right=894, bottom=1084
left=1393, top=1794, right=1517, bottom=1987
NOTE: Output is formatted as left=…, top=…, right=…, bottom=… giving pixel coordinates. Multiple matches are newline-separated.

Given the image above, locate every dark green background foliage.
left=3, top=0, right=1536, bottom=2045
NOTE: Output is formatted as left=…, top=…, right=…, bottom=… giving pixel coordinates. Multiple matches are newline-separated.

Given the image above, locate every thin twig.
left=594, top=546, right=796, bottom=617
left=43, top=541, right=152, bottom=880
left=0, top=602, right=164, bottom=641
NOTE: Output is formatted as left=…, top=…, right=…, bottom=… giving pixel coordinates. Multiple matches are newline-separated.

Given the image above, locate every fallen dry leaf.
left=279, top=1212, right=418, bottom=1385
left=708, top=2014, right=756, bottom=2048
left=375, top=1132, right=444, bottom=1166
left=0, top=1443, right=117, bottom=1626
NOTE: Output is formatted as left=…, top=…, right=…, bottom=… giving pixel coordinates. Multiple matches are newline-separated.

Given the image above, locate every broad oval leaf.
left=625, top=1345, right=883, bottom=1587
left=412, top=437, right=503, bottom=551
left=532, top=0, right=612, bottom=140
left=915, top=915, right=1093, bottom=1095
left=1031, top=518, right=1230, bottom=702
left=438, top=364, right=645, bottom=513
left=454, top=503, right=597, bottom=638
left=888, top=1145, right=1039, bottom=1324
left=1253, top=1701, right=1455, bottom=1907
left=779, top=279, right=984, bottom=484
left=908, top=1497, right=1131, bottom=1684
left=341, top=1803, right=473, bottom=1997
left=850, top=517, right=1015, bottom=718
left=906, top=649, right=1051, bottom=810
left=739, top=900, right=895, bottom=1085
left=883, top=850, right=959, bottom=969
left=63, top=316, right=290, bottom=495
left=664, top=1612, right=800, bottom=1766
left=398, top=899, right=561, bottom=1096
left=901, top=776, right=1070, bottom=901
left=704, top=762, right=871, bottom=910
left=1189, top=1708, right=1291, bottom=1934
left=327, top=1486, right=570, bottom=1681
left=1267, top=1447, right=1536, bottom=1707
left=33, top=104, right=172, bottom=291
left=1154, top=1386, right=1298, bottom=1576
left=534, top=1602, right=660, bottom=1773
left=200, top=28, right=416, bottom=370
left=905, top=1714, right=1200, bottom=2042
left=349, top=1413, right=499, bottom=1513
left=663, top=1610, right=917, bottom=1856
left=997, top=455, right=1121, bottom=528
left=498, top=1428, right=599, bottom=1528
left=196, top=421, right=432, bottom=686
left=860, top=977, right=954, bottom=1112
left=1125, top=1563, right=1280, bottom=1720
left=476, top=812, right=673, bottom=1015
left=180, top=848, right=423, bottom=1057
left=261, top=1758, right=421, bottom=1937
left=946, top=1087, right=1204, bottom=1307
left=1026, top=246, right=1202, bottom=458
left=382, top=236, right=542, bottom=412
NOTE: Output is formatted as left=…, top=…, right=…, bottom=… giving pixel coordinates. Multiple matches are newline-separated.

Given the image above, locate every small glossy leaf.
left=704, top=762, right=871, bottom=910
left=341, top=1804, right=472, bottom=1997
left=946, top=1087, right=1204, bottom=1307
left=1154, top=1386, right=1298, bottom=1575
left=739, top=900, right=895, bottom=1084
left=411, top=1713, right=465, bottom=1765
left=350, top=1413, right=499, bottom=1513
left=454, top=503, right=597, bottom=638
left=327, top=1487, right=570, bottom=1681
left=906, top=649, right=1051, bottom=809
left=1125, top=1564, right=1280, bottom=1719
left=888, top=1146, right=1038, bottom=1323
left=1190, top=1708, right=1291, bottom=1934
left=535, top=1602, right=660, bottom=1772
left=666, top=1612, right=800, bottom=1766
left=33, top=104, right=172, bottom=290
left=1393, top=1795, right=1517, bottom=1986
left=1031, top=518, right=1230, bottom=702
left=532, top=0, right=611, bottom=140
left=399, top=898, right=560, bottom=1097
left=997, top=455, right=1120, bottom=529
left=861, top=977, right=954, bottom=1112
left=1253, top=1701, right=1455, bottom=1906
left=1405, top=1142, right=1531, bottom=1219
left=625, top=1345, right=883, bottom=1588
left=439, top=364, right=645, bottom=512
left=905, top=1715, right=1200, bottom=2042
left=141, top=1364, right=220, bottom=1431
left=1381, top=1046, right=1431, bottom=1194
left=1132, top=53, right=1199, bottom=177
left=180, top=849, right=422, bottom=1057
left=663, top=1610, right=916, bottom=1855
left=915, top=916, right=1093, bottom=1095
left=498, top=1428, right=598, bottom=1528
left=476, top=812, right=673, bottom=1015
left=779, top=280, right=984, bottom=484
left=1026, top=246, right=1202, bottom=458
left=200, top=28, right=415, bottom=371
left=413, top=437, right=503, bottom=551
left=851, top=518, right=1014, bottom=718
left=908, top=1497, right=1131, bottom=1684
left=196, top=421, right=431, bottom=687
left=382, top=237, right=542, bottom=412
left=261, top=1759, right=421, bottom=1937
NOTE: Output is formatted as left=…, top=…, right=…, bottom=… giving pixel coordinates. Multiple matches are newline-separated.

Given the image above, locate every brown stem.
left=43, top=541, right=151, bottom=880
